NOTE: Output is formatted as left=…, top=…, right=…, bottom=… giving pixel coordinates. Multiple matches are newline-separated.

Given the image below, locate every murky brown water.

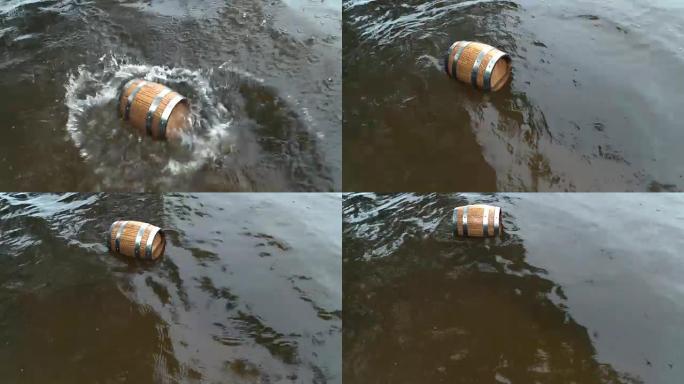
left=0, top=0, right=341, bottom=191
left=0, top=193, right=341, bottom=383
left=343, top=0, right=684, bottom=192
left=343, top=193, right=684, bottom=383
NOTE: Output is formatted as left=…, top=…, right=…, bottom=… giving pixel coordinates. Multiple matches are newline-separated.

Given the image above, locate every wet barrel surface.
left=0, top=193, right=342, bottom=383
left=343, top=193, right=684, bottom=383
left=0, top=0, right=341, bottom=191
left=343, top=0, right=684, bottom=192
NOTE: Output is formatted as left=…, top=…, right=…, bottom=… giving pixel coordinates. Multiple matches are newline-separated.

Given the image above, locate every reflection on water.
left=343, top=193, right=684, bottom=383
left=0, top=193, right=342, bottom=383
left=343, top=0, right=684, bottom=191
left=0, top=0, right=341, bottom=191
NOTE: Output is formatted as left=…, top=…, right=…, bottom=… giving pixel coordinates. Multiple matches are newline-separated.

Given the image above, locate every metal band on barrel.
left=118, top=79, right=136, bottom=117
left=144, top=226, right=162, bottom=259
left=451, top=41, right=471, bottom=81
left=493, top=207, right=501, bottom=237
left=158, top=95, right=186, bottom=139
left=444, top=41, right=460, bottom=76
left=483, top=51, right=508, bottom=91
left=107, top=220, right=119, bottom=251
left=462, top=206, right=469, bottom=237
left=115, top=221, right=128, bottom=253
left=134, top=223, right=149, bottom=258
left=125, top=81, right=147, bottom=120
left=482, top=207, right=489, bottom=237
left=146, top=88, right=172, bottom=136
left=471, top=46, right=494, bottom=88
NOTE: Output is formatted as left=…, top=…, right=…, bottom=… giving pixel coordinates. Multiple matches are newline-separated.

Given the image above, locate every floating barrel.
left=107, top=220, right=166, bottom=260
left=444, top=41, right=511, bottom=92
left=452, top=204, right=502, bottom=238
left=118, top=79, right=190, bottom=140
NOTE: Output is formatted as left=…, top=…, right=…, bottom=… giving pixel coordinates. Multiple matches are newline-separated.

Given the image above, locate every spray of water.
left=64, top=54, right=262, bottom=189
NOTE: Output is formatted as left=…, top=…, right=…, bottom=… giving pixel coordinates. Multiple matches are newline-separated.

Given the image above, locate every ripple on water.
left=0, top=193, right=342, bottom=383
left=343, top=0, right=684, bottom=191
left=343, top=193, right=684, bottom=384
left=64, top=54, right=332, bottom=191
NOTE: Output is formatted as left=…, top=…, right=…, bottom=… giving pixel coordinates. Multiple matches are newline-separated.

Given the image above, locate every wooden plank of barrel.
left=118, top=79, right=190, bottom=140
left=107, top=220, right=166, bottom=260
left=452, top=204, right=502, bottom=238
left=444, top=41, right=511, bottom=92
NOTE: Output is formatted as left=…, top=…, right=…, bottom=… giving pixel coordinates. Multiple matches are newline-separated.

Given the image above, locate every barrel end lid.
left=154, top=229, right=167, bottom=260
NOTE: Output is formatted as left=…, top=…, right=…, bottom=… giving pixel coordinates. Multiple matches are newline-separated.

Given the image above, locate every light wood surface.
left=108, top=220, right=165, bottom=260
left=454, top=204, right=503, bottom=238
left=118, top=79, right=190, bottom=140
left=446, top=41, right=511, bottom=92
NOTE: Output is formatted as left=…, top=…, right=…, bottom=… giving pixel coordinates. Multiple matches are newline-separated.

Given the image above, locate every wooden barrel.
left=444, top=41, right=511, bottom=92
left=107, top=220, right=166, bottom=260
left=118, top=79, right=190, bottom=140
left=452, top=204, right=503, bottom=238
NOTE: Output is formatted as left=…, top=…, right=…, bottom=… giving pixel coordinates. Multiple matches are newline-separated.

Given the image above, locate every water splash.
left=63, top=53, right=330, bottom=191
left=64, top=54, right=237, bottom=186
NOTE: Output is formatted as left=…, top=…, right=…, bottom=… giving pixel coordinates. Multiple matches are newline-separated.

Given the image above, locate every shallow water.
left=343, top=0, right=684, bottom=191
left=343, top=193, right=684, bottom=383
left=0, top=0, right=341, bottom=191
left=0, top=193, right=342, bottom=383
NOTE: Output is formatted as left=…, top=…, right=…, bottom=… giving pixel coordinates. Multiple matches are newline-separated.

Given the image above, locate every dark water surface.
left=343, top=193, right=684, bottom=383
left=343, top=0, right=684, bottom=191
left=0, top=0, right=341, bottom=191
left=0, top=193, right=341, bottom=383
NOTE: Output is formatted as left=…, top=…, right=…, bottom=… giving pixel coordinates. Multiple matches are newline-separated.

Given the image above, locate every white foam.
left=64, top=54, right=243, bottom=181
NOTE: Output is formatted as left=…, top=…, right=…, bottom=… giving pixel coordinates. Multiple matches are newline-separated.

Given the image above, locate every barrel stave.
left=446, top=41, right=511, bottom=91
left=163, top=101, right=190, bottom=141
left=150, top=91, right=174, bottom=138
left=446, top=41, right=466, bottom=79
left=119, top=79, right=144, bottom=118
left=477, top=50, right=501, bottom=89
left=118, top=79, right=189, bottom=140
left=454, top=205, right=501, bottom=238
left=108, top=220, right=165, bottom=260
left=128, top=83, right=166, bottom=134
left=455, top=42, right=485, bottom=85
